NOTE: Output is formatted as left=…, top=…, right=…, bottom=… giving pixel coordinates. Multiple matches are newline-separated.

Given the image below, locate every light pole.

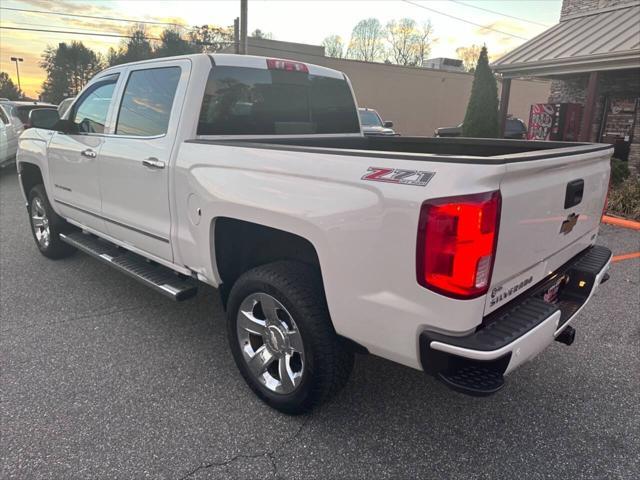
left=10, top=57, right=23, bottom=95
left=240, top=0, right=248, bottom=54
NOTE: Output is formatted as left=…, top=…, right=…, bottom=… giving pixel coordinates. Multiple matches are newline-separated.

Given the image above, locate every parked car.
left=435, top=116, right=528, bottom=139
left=358, top=107, right=397, bottom=136
left=18, top=54, right=612, bottom=414
left=0, top=101, right=57, bottom=167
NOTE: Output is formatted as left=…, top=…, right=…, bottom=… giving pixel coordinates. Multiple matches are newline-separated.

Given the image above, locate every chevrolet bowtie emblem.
left=560, top=213, right=579, bottom=235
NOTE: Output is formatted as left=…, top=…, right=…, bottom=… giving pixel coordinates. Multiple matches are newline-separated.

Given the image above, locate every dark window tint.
left=506, top=119, right=526, bottom=133
left=116, top=67, right=181, bottom=136
left=71, top=76, right=118, bottom=134
left=197, top=66, right=359, bottom=135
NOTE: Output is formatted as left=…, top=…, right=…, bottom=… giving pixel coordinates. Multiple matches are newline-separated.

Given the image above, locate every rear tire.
left=226, top=261, right=354, bottom=414
left=27, top=184, right=76, bottom=259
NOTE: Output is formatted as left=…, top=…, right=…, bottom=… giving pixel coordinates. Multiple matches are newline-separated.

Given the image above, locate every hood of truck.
left=362, top=126, right=396, bottom=136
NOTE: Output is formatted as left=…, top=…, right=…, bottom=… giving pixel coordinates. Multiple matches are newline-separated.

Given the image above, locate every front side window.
left=0, top=107, right=9, bottom=124
left=115, top=67, right=181, bottom=136
left=197, top=66, right=360, bottom=135
left=71, top=75, right=118, bottom=134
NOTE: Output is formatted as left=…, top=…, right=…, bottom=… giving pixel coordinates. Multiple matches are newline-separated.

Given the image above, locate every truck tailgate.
left=486, top=147, right=612, bottom=314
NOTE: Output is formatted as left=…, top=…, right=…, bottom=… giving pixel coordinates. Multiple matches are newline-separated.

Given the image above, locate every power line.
left=0, top=6, right=187, bottom=29
left=0, top=25, right=163, bottom=41
left=0, top=24, right=327, bottom=59
left=6, top=20, right=132, bottom=35
left=401, top=0, right=529, bottom=41
left=450, top=1, right=550, bottom=27
left=0, top=25, right=235, bottom=47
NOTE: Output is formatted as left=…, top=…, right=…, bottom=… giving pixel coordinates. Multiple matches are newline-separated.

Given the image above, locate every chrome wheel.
left=237, top=292, right=305, bottom=394
left=31, top=197, right=51, bottom=248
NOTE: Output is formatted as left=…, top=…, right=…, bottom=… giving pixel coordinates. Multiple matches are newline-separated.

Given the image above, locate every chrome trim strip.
left=55, top=199, right=170, bottom=243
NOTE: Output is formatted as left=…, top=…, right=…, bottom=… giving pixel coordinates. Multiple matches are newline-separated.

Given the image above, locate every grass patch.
left=607, top=176, right=640, bottom=221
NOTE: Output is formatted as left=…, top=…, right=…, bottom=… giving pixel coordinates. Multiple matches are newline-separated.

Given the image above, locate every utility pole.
left=240, top=0, right=248, bottom=54
left=234, top=17, right=240, bottom=54
left=10, top=56, right=23, bottom=94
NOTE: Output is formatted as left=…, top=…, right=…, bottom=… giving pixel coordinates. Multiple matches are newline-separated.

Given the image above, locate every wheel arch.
left=18, top=161, right=45, bottom=204
left=212, top=217, right=323, bottom=305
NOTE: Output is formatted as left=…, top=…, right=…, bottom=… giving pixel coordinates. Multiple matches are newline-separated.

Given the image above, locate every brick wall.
left=560, top=0, right=636, bottom=19
left=548, top=69, right=640, bottom=173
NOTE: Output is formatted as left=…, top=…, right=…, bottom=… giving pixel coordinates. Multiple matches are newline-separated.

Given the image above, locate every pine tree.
left=462, top=46, right=499, bottom=138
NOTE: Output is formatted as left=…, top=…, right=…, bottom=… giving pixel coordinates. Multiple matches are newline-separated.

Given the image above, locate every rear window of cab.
left=197, top=65, right=360, bottom=135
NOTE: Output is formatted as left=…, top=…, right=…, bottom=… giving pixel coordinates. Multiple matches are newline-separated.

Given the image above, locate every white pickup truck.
left=18, top=54, right=613, bottom=413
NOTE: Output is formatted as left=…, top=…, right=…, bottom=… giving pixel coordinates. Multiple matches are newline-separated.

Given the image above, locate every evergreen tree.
left=108, top=27, right=153, bottom=66
left=154, top=29, right=200, bottom=58
left=0, top=72, right=23, bottom=100
left=462, top=46, right=499, bottom=138
left=40, top=42, right=103, bottom=103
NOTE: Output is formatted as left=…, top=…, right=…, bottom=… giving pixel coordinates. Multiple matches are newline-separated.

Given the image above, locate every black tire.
left=27, top=184, right=76, bottom=259
left=227, top=261, right=354, bottom=414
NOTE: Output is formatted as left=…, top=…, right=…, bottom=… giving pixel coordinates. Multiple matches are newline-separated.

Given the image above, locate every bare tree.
left=386, top=18, right=415, bottom=65
left=386, top=18, right=433, bottom=66
left=190, top=24, right=234, bottom=53
left=347, top=18, right=385, bottom=62
left=322, top=35, right=345, bottom=58
left=456, top=44, right=482, bottom=72
left=412, top=21, right=433, bottom=67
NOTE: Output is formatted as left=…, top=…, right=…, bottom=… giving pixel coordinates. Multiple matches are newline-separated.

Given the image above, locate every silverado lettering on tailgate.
left=490, top=275, right=534, bottom=307
left=361, top=167, right=434, bottom=187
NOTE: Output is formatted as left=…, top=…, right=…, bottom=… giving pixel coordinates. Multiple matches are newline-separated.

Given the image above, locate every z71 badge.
left=361, top=167, right=435, bottom=187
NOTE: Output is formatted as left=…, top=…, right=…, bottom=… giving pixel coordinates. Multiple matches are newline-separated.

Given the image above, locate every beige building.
left=225, top=38, right=550, bottom=136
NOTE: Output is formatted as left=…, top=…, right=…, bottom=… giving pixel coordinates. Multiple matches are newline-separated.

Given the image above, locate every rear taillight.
left=266, top=58, right=309, bottom=73
left=416, top=191, right=501, bottom=299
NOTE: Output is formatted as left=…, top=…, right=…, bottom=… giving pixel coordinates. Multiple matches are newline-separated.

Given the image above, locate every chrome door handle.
left=142, top=158, right=165, bottom=169
left=80, top=149, right=97, bottom=158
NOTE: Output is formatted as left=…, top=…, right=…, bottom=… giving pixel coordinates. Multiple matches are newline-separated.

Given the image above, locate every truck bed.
left=188, top=136, right=612, bottom=164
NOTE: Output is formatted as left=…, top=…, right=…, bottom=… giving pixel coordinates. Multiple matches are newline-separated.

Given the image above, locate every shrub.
left=607, top=176, right=640, bottom=220
left=610, top=157, right=630, bottom=186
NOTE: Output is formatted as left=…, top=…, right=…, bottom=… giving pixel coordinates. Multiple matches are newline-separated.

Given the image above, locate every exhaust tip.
left=555, top=325, right=576, bottom=346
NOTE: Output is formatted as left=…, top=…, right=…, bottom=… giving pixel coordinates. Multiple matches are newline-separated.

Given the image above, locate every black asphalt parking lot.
left=1, top=168, right=639, bottom=479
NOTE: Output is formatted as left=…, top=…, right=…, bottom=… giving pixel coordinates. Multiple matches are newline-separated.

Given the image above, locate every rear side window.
left=116, top=67, right=181, bottom=137
left=197, top=66, right=360, bottom=135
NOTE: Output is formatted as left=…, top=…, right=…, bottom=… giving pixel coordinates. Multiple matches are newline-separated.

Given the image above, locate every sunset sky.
left=0, top=0, right=562, bottom=98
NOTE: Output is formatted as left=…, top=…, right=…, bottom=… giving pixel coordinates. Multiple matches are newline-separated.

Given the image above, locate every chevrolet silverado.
left=17, top=54, right=613, bottom=413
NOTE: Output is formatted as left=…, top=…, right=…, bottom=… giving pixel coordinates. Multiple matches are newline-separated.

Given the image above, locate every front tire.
left=28, top=185, right=76, bottom=259
left=227, top=261, right=354, bottom=414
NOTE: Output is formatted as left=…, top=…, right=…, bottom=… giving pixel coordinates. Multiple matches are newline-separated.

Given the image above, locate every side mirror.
left=383, top=121, right=394, bottom=128
left=29, top=108, right=61, bottom=130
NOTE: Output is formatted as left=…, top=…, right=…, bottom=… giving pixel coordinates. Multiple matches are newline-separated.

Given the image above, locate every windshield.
left=359, top=110, right=382, bottom=127
left=198, top=66, right=360, bottom=135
